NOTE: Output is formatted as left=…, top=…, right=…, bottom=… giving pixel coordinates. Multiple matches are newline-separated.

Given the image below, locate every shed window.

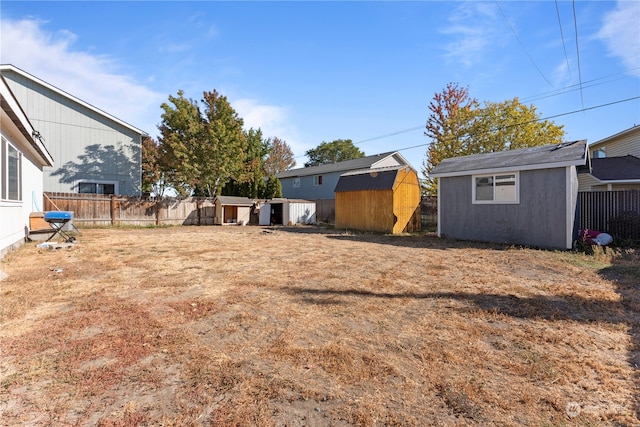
left=293, top=177, right=300, bottom=188
left=472, top=173, right=518, bottom=204
left=313, top=175, right=323, bottom=186
left=2, top=137, right=22, bottom=201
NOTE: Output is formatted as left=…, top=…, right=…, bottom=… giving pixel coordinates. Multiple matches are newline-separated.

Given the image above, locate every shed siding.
left=335, top=168, right=421, bottom=234
left=335, top=189, right=394, bottom=232
left=439, top=168, right=572, bottom=249
left=392, top=167, right=421, bottom=234
left=3, top=70, right=142, bottom=196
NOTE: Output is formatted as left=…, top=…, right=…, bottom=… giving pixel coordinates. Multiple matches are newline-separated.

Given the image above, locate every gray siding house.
left=0, top=65, right=146, bottom=196
left=429, top=140, right=589, bottom=250
left=276, top=151, right=412, bottom=221
left=276, top=151, right=411, bottom=200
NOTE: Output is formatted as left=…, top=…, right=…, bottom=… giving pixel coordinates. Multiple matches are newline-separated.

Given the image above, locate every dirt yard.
left=0, top=226, right=638, bottom=426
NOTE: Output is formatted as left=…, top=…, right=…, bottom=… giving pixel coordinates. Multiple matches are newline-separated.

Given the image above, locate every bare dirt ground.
left=0, top=226, right=638, bottom=426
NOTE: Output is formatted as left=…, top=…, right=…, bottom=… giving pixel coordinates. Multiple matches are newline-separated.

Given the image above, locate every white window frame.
left=1, top=136, right=22, bottom=202
left=292, top=177, right=300, bottom=188
left=313, top=175, right=323, bottom=186
left=472, top=172, right=519, bottom=204
left=76, top=180, right=118, bottom=195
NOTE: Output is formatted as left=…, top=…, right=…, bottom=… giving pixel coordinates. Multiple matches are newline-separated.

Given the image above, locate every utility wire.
left=555, top=0, right=573, bottom=81
left=520, top=69, right=639, bottom=103
left=348, top=96, right=640, bottom=158
left=495, top=0, right=555, bottom=87
left=293, top=95, right=639, bottom=160
left=572, top=0, right=585, bottom=110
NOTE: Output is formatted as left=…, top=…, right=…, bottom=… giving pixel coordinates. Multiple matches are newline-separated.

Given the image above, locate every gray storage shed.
left=429, top=140, right=590, bottom=250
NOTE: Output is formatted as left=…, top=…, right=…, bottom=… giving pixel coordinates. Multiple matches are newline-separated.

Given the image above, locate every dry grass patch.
left=0, top=226, right=638, bottom=426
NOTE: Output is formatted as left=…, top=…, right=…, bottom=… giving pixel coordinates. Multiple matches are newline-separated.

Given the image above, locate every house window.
left=1, top=137, right=22, bottom=201
left=593, top=148, right=605, bottom=158
left=313, top=175, right=323, bottom=186
left=77, top=181, right=116, bottom=195
left=472, top=173, right=518, bottom=204
left=293, top=177, right=300, bottom=188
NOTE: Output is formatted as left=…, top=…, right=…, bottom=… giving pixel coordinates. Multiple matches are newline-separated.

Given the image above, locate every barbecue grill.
left=43, top=211, right=78, bottom=242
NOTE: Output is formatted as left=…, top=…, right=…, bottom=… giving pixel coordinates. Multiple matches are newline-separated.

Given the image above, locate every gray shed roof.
left=429, top=140, right=589, bottom=178
left=335, top=167, right=406, bottom=192
left=276, top=151, right=409, bottom=178
left=215, top=196, right=255, bottom=206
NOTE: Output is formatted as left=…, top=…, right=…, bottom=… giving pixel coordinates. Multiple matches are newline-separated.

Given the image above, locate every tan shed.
left=334, top=166, right=421, bottom=234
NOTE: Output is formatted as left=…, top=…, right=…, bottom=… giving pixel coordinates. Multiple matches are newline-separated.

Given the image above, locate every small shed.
left=213, top=196, right=254, bottom=225
left=259, top=198, right=316, bottom=226
left=334, top=166, right=421, bottom=234
left=429, top=140, right=590, bottom=250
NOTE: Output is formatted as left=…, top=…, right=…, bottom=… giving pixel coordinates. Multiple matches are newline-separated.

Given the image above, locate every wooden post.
left=110, top=195, right=116, bottom=226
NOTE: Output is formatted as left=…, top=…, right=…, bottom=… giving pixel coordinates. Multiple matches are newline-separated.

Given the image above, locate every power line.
left=555, top=0, right=573, bottom=82
left=495, top=0, right=555, bottom=87
left=293, top=95, right=639, bottom=161
left=360, top=96, right=640, bottom=156
left=520, top=69, right=638, bottom=103
left=572, top=0, right=585, bottom=110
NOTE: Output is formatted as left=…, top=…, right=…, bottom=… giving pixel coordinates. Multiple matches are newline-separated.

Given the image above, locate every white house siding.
left=2, top=68, right=143, bottom=195
left=0, top=95, right=51, bottom=256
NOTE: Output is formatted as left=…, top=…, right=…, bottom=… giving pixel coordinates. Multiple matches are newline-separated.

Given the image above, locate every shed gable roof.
left=215, top=196, right=255, bottom=206
left=334, top=167, right=405, bottom=193
left=276, top=151, right=409, bottom=178
left=0, top=64, right=146, bottom=137
left=429, top=140, right=588, bottom=178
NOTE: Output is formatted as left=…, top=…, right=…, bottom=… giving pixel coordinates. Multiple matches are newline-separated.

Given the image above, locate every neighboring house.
left=578, top=125, right=640, bottom=191
left=0, top=65, right=146, bottom=196
left=334, top=166, right=421, bottom=234
left=429, top=140, right=589, bottom=250
left=213, top=196, right=254, bottom=225
left=276, top=151, right=411, bottom=200
left=1, top=74, right=54, bottom=257
left=276, top=151, right=412, bottom=220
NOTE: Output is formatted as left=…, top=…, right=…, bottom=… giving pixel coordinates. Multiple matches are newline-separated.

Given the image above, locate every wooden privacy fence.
left=44, top=193, right=217, bottom=226
left=578, top=190, right=640, bottom=241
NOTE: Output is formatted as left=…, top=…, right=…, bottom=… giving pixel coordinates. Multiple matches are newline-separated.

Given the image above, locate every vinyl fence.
left=578, top=190, right=640, bottom=241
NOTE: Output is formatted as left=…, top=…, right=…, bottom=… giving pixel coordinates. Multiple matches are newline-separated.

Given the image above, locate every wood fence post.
left=110, top=195, right=116, bottom=226
left=197, top=199, right=202, bottom=226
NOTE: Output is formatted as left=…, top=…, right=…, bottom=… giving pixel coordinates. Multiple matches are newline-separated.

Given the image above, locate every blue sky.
left=1, top=1, right=639, bottom=175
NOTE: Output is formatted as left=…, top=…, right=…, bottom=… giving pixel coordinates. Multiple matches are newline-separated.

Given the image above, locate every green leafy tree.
left=422, top=83, right=565, bottom=195
left=304, top=139, right=364, bottom=167
left=141, top=135, right=166, bottom=196
left=158, top=90, right=246, bottom=197
left=263, top=175, right=282, bottom=198
left=222, top=128, right=270, bottom=198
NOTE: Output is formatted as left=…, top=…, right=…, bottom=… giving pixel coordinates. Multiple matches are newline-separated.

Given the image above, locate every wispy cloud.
left=0, top=18, right=164, bottom=135
left=440, top=3, right=501, bottom=67
left=597, top=1, right=640, bottom=77
left=232, top=98, right=303, bottom=154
